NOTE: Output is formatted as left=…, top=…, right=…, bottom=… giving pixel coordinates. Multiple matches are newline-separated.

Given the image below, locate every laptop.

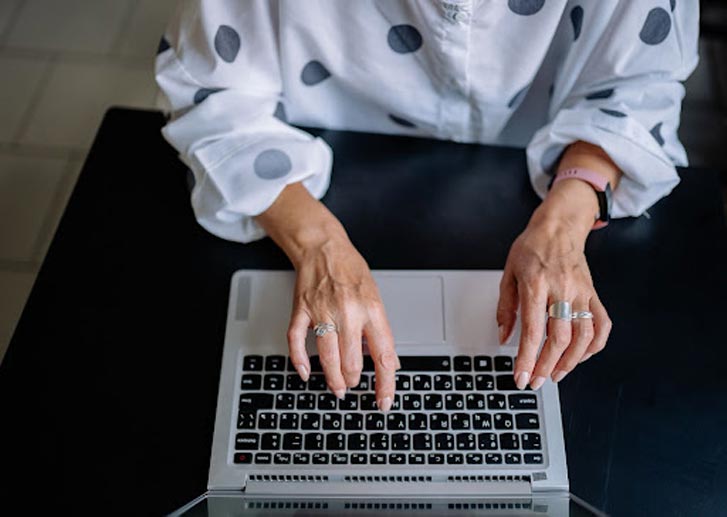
left=170, top=270, right=606, bottom=516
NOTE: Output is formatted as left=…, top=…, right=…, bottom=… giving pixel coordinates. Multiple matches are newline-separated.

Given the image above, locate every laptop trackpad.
left=375, top=275, right=445, bottom=344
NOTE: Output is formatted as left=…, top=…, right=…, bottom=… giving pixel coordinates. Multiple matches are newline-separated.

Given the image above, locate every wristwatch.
left=551, top=167, right=612, bottom=230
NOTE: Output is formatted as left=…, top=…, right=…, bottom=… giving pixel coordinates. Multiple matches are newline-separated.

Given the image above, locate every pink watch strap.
left=552, top=167, right=609, bottom=229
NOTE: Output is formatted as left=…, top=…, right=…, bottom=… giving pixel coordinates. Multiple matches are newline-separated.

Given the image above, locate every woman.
left=156, top=1, right=698, bottom=411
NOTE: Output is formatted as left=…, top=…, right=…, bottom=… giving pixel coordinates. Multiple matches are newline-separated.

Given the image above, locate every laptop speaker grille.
left=245, top=501, right=328, bottom=509
left=448, top=502, right=532, bottom=510
left=344, top=475, right=432, bottom=483
left=248, top=474, right=329, bottom=482
left=345, top=502, right=432, bottom=510
left=446, top=474, right=531, bottom=482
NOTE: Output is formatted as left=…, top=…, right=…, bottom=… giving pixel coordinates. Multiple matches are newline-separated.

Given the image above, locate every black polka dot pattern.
left=670, top=0, right=676, bottom=12
left=157, top=36, right=170, bottom=54
left=586, top=88, right=614, bottom=100
left=508, top=84, right=530, bottom=108
left=387, top=25, right=423, bottom=54
left=274, top=101, right=287, bottom=122
left=599, top=108, right=627, bottom=118
left=214, top=25, right=241, bottom=63
left=508, top=0, right=546, bottom=16
left=389, top=114, right=416, bottom=128
left=301, top=60, right=331, bottom=86
left=194, top=87, right=225, bottom=104
left=650, top=122, right=665, bottom=146
left=254, top=149, right=292, bottom=180
left=541, top=144, right=565, bottom=174
left=570, top=6, right=584, bottom=41
left=640, top=8, right=671, bottom=45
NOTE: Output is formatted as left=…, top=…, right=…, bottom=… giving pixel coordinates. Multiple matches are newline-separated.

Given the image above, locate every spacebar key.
left=398, top=356, right=452, bottom=372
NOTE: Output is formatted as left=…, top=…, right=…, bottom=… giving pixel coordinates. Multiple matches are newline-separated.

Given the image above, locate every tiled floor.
left=0, top=1, right=726, bottom=365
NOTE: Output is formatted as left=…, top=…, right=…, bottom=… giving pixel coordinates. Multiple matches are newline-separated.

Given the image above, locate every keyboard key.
left=255, top=452, right=272, bottom=464
left=396, top=374, right=411, bottom=391
left=409, top=453, right=426, bottom=464
left=408, top=413, right=428, bottom=431
left=499, top=432, right=520, bottom=450
left=258, top=412, right=278, bottom=430
left=263, top=374, right=284, bottom=391
left=237, top=412, right=256, bottom=429
left=413, top=375, right=433, bottom=391
left=430, top=413, right=449, bottom=430
left=287, top=357, right=296, bottom=372
left=327, top=433, right=346, bottom=451
left=308, top=356, right=323, bottom=373
left=235, top=433, right=259, bottom=450
left=478, top=433, right=498, bottom=450
left=435, top=433, right=454, bottom=450
left=505, top=453, right=522, bottom=464
left=521, top=433, right=542, bottom=450
left=339, top=394, right=358, bottom=411
left=275, top=393, right=294, bottom=410
left=240, top=374, right=262, bottom=390
left=300, top=413, right=321, bottom=430
left=371, top=453, right=387, bottom=465
left=434, top=375, right=453, bottom=390
left=360, top=394, right=377, bottom=411
left=370, top=433, right=389, bottom=451
left=312, top=453, right=329, bottom=464
left=351, top=374, right=369, bottom=391
left=447, top=453, right=464, bottom=465
left=392, top=433, right=411, bottom=451
left=485, top=453, right=503, bottom=464
left=525, top=453, right=544, bottom=464
left=399, top=356, right=452, bottom=371
left=239, top=393, right=274, bottom=411
left=428, top=453, right=445, bottom=464
left=293, top=452, right=310, bottom=464
left=308, top=374, right=327, bottom=392
left=445, top=394, right=465, bottom=410
left=495, top=356, right=514, bottom=372
left=413, top=433, right=432, bottom=450
left=296, top=393, right=316, bottom=410
left=509, top=394, right=538, bottom=410
left=317, top=393, right=337, bottom=410
left=261, top=433, right=281, bottom=450
left=233, top=452, right=253, bottom=464
left=451, top=413, right=471, bottom=430
left=454, top=356, right=472, bottom=371
left=516, top=413, right=540, bottom=430
left=323, top=413, right=342, bottom=431
left=351, top=453, right=368, bottom=464
left=391, top=394, right=402, bottom=411
left=304, top=433, right=324, bottom=450
left=347, top=433, right=367, bottom=450
left=332, top=453, right=349, bottom=464
left=274, top=452, right=291, bottom=464
left=403, top=394, right=422, bottom=410
left=283, top=433, right=303, bottom=450
left=475, top=375, right=495, bottom=391
left=366, top=413, right=386, bottom=430
left=472, top=413, right=493, bottom=430
left=265, top=355, right=286, bottom=371
left=496, top=374, right=523, bottom=391
left=455, top=375, right=474, bottom=391
left=494, top=413, right=514, bottom=430
left=424, top=394, right=443, bottom=410
left=390, top=453, right=406, bottom=464
left=474, top=356, right=493, bottom=371
left=286, top=374, right=307, bottom=391
left=387, top=413, right=406, bottom=431
left=466, top=453, right=483, bottom=464
left=456, top=433, right=476, bottom=450
left=279, top=413, right=299, bottom=430
left=344, top=413, right=363, bottom=430
left=487, top=394, right=507, bottom=410
left=466, top=394, right=486, bottom=410
left=243, top=355, right=263, bottom=371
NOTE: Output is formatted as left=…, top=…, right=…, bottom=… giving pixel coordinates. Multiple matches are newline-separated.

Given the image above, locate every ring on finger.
left=548, top=301, right=572, bottom=320
left=571, top=311, right=594, bottom=320
left=314, top=322, right=337, bottom=337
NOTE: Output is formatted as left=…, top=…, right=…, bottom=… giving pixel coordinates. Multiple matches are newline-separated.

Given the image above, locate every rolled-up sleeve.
left=527, top=1, right=699, bottom=218
left=155, top=0, right=332, bottom=242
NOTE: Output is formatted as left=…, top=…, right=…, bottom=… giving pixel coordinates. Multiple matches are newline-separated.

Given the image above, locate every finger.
left=496, top=268, right=518, bottom=345
left=530, top=297, right=573, bottom=390
left=364, top=310, right=399, bottom=412
left=287, top=310, right=311, bottom=382
left=551, top=296, right=595, bottom=382
left=580, top=296, right=612, bottom=363
left=316, top=320, right=347, bottom=399
left=338, top=314, right=364, bottom=388
left=513, top=280, right=547, bottom=390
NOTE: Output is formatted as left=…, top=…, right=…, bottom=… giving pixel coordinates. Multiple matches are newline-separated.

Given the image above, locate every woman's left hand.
left=496, top=178, right=613, bottom=390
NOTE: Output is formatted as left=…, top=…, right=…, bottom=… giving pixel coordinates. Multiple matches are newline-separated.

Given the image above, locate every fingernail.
left=296, top=364, right=309, bottom=382
left=552, top=370, right=568, bottom=383
left=377, top=396, right=392, bottom=412
left=498, top=325, right=506, bottom=345
left=515, top=371, right=530, bottom=390
left=579, top=353, right=593, bottom=364
left=530, top=376, right=546, bottom=390
left=333, top=388, right=346, bottom=399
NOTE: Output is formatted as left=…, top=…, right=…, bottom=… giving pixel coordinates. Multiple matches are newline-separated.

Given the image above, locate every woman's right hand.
left=255, top=183, right=400, bottom=412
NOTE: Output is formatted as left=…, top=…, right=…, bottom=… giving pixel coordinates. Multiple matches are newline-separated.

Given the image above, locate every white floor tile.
left=0, top=56, right=49, bottom=143
left=20, top=61, right=158, bottom=148
left=0, top=270, right=36, bottom=366
left=0, top=153, right=69, bottom=262
left=0, top=0, right=22, bottom=39
left=5, top=0, right=134, bottom=54
left=116, top=0, right=179, bottom=62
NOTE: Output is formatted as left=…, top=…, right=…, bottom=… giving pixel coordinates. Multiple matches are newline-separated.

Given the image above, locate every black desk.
left=1, top=108, right=726, bottom=516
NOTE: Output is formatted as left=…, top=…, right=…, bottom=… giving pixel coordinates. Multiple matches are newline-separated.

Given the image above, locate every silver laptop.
left=170, top=270, right=606, bottom=516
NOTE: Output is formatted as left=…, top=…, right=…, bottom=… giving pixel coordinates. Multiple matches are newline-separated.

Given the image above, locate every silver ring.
left=313, top=322, right=337, bottom=337
left=571, top=311, right=594, bottom=320
left=548, top=301, right=572, bottom=320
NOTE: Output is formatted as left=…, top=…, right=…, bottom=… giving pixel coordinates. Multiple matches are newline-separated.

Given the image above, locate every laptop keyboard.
left=233, top=355, right=545, bottom=467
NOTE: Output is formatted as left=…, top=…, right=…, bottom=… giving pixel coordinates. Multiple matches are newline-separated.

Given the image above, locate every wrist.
left=534, top=178, right=599, bottom=241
